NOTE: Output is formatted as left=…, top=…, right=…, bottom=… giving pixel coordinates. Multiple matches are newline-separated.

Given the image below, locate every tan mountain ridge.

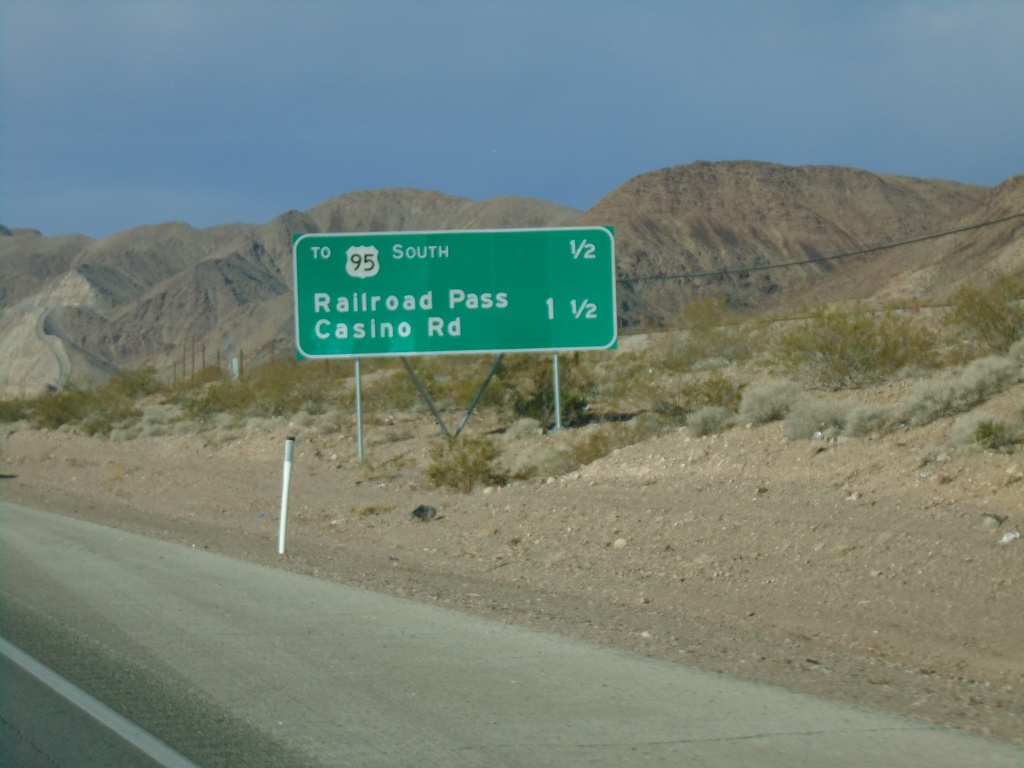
left=1, top=161, right=1021, bottom=396
left=578, top=160, right=993, bottom=321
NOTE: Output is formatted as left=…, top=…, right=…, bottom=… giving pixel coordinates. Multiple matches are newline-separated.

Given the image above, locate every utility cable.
left=616, top=211, right=1024, bottom=285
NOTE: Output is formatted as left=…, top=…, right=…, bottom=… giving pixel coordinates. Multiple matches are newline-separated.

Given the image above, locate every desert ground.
left=1, top=366, right=1022, bottom=746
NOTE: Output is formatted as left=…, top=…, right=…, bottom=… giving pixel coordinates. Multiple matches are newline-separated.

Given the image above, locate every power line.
left=616, top=211, right=1024, bottom=285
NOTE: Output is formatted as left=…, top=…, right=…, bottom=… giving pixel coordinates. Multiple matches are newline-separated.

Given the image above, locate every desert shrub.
left=501, top=416, right=663, bottom=478
left=785, top=397, right=850, bottom=440
left=507, top=441, right=576, bottom=479
left=26, top=379, right=143, bottom=436
left=845, top=404, right=897, bottom=437
left=426, top=435, right=506, bottom=492
left=661, top=296, right=758, bottom=370
left=900, top=355, right=1020, bottom=425
left=950, top=412, right=1021, bottom=451
left=175, top=357, right=354, bottom=419
left=105, top=366, right=166, bottom=398
left=366, top=366, right=431, bottom=412
left=190, top=364, right=228, bottom=386
left=652, top=370, right=745, bottom=424
left=687, top=406, right=732, bottom=437
left=504, top=418, right=544, bottom=439
left=0, top=399, right=29, bottom=423
left=498, top=354, right=594, bottom=428
left=599, top=348, right=656, bottom=402
left=1008, top=338, right=1024, bottom=367
left=141, top=403, right=183, bottom=425
left=738, top=380, right=798, bottom=425
left=248, top=358, right=352, bottom=416
left=181, top=380, right=254, bottom=420
left=80, top=396, right=142, bottom=436
left=946, top=270, right=1024, bottom=354
left=443, top=356, right=508, bottom=409
left=570, top=428, right=616, bottom=467
left=30, top=384, right=93, bottom=429
left=367, top=356, right=508, bottom=415
left=773, top=304, right=939, bottom=390
left=563, top=415, right=662, bottom=469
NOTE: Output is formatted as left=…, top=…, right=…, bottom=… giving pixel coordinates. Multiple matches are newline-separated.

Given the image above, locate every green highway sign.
left=293, top=227, right=616, bottom=358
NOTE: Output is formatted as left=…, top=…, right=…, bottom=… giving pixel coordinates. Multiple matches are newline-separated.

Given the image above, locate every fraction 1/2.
left=570, top=239, right=596, bottom=259
left=546, top=298, right=597, bottom=319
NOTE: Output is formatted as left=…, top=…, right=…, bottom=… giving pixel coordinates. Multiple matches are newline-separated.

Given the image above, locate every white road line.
left=0, top=636, right=202, bottom=768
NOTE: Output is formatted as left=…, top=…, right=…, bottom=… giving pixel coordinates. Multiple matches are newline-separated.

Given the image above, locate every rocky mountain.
left=1, top=163, right=1021, bottom=397
left=576, top=161, right=991, bottom=323
left=0, top=191, right=581, bottom=396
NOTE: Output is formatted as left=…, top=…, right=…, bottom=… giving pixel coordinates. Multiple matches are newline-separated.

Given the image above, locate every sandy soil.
left=2, top=386, right=1022, bottom=744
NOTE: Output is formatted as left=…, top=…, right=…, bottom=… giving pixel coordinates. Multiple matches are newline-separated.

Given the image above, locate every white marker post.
left=278, top=436, right=295, bottom=555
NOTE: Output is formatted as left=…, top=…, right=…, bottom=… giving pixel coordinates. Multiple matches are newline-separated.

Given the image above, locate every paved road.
left=1, top=500, right=1021, bottom=767
left=0, top=643, right=176, bottom=768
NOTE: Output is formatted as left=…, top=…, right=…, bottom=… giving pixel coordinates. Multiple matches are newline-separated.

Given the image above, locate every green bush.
left=950, top=412, right=1021, bottom=451
left=30, top=384, right=92, bottom=429
left=81, top=397, right=142, bottom=436
left=443, top=356, right=508, bottom=410
left=25, top=378, right=144, bottom=436
left=974, top=419, right=1020, bottom=450
left=180, top=381, right=254, bottom=420
left=738, top=380, right=797, bottom=425
left=773, top=305, right=939, bottom=390
left=105, top=366, right=166, bottom=398
left=652, top=370, right=745, bottom=424
left=363, top=366, right=429, bottom=412
left=498, top=354, right=594, bottom=428
left=175, top=357, right=354, bottom=420
left=0, top=399, right=29, bottom=423
left=426, top=435, right=506, bottom=492
left=946, top=270, right=1024, bottom=354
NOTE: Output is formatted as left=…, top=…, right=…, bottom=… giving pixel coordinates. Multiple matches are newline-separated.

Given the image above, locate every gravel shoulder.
left=2, top=388, right=1022, bottom=743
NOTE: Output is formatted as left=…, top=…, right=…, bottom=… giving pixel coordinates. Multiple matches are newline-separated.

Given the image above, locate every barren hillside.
left=0, top=193, right=580, bottom=396
left=576, top=161, right=989, bottom=324
left=2, top=162, right=1021, bottom=397
left=874, top=173, right=1024, bottom=302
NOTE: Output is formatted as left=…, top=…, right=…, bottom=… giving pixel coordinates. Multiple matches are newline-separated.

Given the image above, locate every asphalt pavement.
left=1, top=499, right=1021, bottom=767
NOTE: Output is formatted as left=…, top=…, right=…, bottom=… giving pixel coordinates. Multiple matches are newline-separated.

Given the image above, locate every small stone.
left=411, top=505, right=437, bottom=521
left=613, top=538, right=628, bottom=549
left=977, top=514, right=1004, bottom=532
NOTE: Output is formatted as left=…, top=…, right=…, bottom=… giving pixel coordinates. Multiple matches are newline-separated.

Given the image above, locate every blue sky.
left=2, top=1, right=1022, bottom=239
